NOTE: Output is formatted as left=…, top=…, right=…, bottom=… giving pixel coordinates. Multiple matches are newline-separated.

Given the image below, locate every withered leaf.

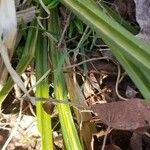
left=91, top=99, right=150, bottom=131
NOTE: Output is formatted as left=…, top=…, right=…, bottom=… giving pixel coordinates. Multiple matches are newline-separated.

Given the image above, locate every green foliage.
left=36, top=31, right=53, bottom=150
left=69, top=17, right=84, bottom=37
left=34, top=0, right=59, bottom=8
left=60, top=0, right=150, bottom=100
left=99, top=2, right=140, bottom=34
left=48, top=8, right=82, bottom=150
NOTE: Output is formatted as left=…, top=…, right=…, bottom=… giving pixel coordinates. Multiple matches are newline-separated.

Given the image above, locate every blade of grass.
left=48, top=8, right=82, bottom=149
left=98, top=2, right=139, bottom=34
left=64, top=25, right=96, bottom=148
left=35, top=30, right=53, bottom=149
left=64, top=64, right=96, bottom=149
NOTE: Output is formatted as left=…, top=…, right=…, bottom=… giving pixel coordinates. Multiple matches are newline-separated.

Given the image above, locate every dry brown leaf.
left=91, top=99, right=150, bottom=131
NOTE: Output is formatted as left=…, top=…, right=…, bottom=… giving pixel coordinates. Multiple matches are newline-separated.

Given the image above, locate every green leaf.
left=35, top=31, right=53, bottom=150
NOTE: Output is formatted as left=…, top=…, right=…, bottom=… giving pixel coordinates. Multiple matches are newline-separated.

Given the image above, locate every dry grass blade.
left=17, top=6, right=36, bottom=24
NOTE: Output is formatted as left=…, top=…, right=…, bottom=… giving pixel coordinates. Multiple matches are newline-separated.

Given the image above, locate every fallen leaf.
left=91, top=99, right=150, bottom=131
